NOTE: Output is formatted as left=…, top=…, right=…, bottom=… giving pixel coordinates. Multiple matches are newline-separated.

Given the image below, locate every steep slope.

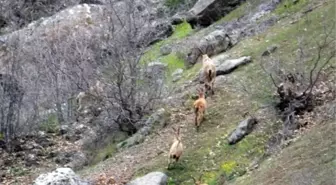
left=233, top=120, right=335, bottom=185
left=78, top=0, right=335, bottom=184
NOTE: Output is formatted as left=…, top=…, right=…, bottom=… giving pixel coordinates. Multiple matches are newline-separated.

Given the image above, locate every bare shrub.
left=0, top=0, right=168, bottom=148
left=261, top=21, right=335, bottom=141
left=91, top=0, right=167, bottom=135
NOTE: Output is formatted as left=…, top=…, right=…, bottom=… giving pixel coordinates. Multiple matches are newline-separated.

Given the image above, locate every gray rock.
left=160, top=45, right=172, bottom=56
left=127, top=172, right=168, bottom=185
left=60, top=125, right=70, bottom=135
left=33, top=168, right=90, bottom=185
left=136, top=20, right=173, bottom=47
left=228, top=117, right=258, bottom=145
left=171, top=68, right=184, bottom=82
left=187, top=30, right=233, bottom=65
left=216, top=56, right=252, bottom=76
left=66, top=152, right=88, bottom=170
left=25, top=153, right=38, bottom=166
left=172, top=68, right=184, bottom=77
left=146, top=61, right=168, bottom=77
left=187, top=0, right=245, bottom=27
left=262, top=45, right=278, bottom=56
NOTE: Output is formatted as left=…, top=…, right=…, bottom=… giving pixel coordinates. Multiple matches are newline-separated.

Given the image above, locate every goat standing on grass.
left=193, top=88, right=207, bottom=131
left=201, top=54, right=216, bottom=96
left=192, top=173, right=208, bottom=185
left=168, top=126, right=183, bottom=169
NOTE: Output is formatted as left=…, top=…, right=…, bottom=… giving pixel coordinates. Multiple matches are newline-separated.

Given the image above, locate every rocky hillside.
left=0, top=0, right=335, bottom=184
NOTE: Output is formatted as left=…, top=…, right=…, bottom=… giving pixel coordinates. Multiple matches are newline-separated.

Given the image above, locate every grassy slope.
left=79, top=0, right=335, bottom=183
left=133, top=0, right=336, bottom=184
left=233, top=121, right=336, bottom=185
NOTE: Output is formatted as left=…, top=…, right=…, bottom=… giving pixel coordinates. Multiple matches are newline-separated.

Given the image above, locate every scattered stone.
left=33, top=168, right=90, bottom=185
left=172, top=68, right=184, bottom=82
left=160, top=45, right=172, bottom=56
left=60, top=124, right=70, bottom=135
left=127, top=172, right=168, bottom=185
left=216, top=56, right=252, bottom=76
left=55, top=152, right=73, bottom=165
left=262, top=45, right=278, bottom=56
left=25, top=153, right=38, bottom=167
left=66, top=151, right=88, bottom=170
left=228, top=117, right=258, bottom=145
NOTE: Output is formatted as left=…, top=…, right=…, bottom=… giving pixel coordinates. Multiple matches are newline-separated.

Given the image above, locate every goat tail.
left=208, top=69, right=213, bottom=81
left=195, top=106, right=199, bottom=126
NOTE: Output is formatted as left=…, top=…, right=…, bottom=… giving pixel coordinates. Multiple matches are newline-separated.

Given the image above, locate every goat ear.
left=191, top=176, right=197, bottom=183
left=199, top=173, right=204, bottom=181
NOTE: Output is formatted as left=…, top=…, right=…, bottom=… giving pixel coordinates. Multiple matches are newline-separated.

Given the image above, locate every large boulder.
left=187, top=30, right=233, bottom=65
left=197, top=56, right=251, bottom=83
left=216, top=56, right=251, bottom=76
left=127, top=172, right=168, bottom=185
left=135, top=20, right=173, bottom=47
left=33, top=168, right=90, bottom=185
left=186, top=0, right=245, bottom=28
left=171, top=68, right=184, bottom=82
left=228, top=117, right=258, bottom=145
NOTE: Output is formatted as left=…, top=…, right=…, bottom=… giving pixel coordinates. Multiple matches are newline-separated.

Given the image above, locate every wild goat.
left=168, top=126, right=183, bottom=169
left=193, top=88, right=207, bottom=131
left=192, top=173, right=208, bottom=185
left=201, top=54, right=216, bottom=95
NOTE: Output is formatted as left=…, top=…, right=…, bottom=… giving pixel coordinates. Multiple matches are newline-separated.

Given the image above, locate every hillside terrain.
left=0, top=0, right=335, bottom=185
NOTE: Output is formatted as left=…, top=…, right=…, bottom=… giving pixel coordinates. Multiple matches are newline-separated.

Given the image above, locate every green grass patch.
left=274, top=0, right=310, bottom=16
left=132, top=1, right=335, bottom=184
left=141, top=22, right=193, bottom=73
left=218, top=2, right=248, bottom=23
left=86, top=131, right=127, bottom=166
left=217, top=0, right=265, bottom=23
left=229, top=0, right=335, bottom=104
left=90, top=143, right=117, bottom=165
left=39, top=113, right=59, bottom=133
left=164, top=0, right=184, bottom=9
left=134, top=89, right=271, bottom=184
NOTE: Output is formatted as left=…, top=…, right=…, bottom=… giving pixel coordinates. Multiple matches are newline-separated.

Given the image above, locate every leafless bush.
left=261, top=21, right=335, bottom=139
left=91, top=0, right=167, bottom=135
left=0, top=0, right=168, bottom=148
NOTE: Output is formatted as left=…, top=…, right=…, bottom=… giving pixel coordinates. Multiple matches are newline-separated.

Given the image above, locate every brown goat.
left=201, top=54, right=216, bottom=95
left=193, top=88, right=207, bottom=131
left=168, top=126, right=183, bottom=169
left=192, top=173, right=208, bottom=185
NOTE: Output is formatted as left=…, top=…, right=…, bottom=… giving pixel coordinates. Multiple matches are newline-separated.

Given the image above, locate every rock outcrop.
left=197, top=56, right=251, bottom=83
left=216, top=56, right=252, bottom=76
left=187, top=30, right=233, bottom=65
left=186, top=0, right=245, bottom=28
left=33, top=168, right=90, bottom=185
left=127, top=172, right=168, bottom=185
left=117, top=108, right=170, bottom=149
left=228, top=117, right=258, bottom=145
